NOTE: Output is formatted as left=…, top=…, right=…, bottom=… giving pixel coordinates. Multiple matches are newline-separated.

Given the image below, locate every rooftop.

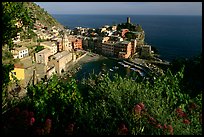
left=15, top=46, right=28, bottom=51
left=120, top=41, right=130, bottom=45
left=40, top=41, right=56, bottom=47
left=37, top=48, right=51, bottom=54
left=53, top=51, right=70, bottom=60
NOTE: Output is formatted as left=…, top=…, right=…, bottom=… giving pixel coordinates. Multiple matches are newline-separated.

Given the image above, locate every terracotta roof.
left=14, top=63, right=24, bottom=69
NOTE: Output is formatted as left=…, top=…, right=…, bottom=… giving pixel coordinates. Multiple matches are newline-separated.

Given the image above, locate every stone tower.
left=127, top=17, right=131, bottom=24
left=62, top=33, right=72, bottom=52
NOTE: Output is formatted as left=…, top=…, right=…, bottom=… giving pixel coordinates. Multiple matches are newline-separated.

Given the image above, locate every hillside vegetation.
left=2, top=56, right=202, bottom=135
left=24, top=2, right=64, bottom=30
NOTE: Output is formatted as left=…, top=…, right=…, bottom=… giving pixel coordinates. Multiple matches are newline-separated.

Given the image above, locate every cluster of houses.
left=10, top=17, right=152, bottom=89
left=81, top=17, right=151, bottom=59
left=10, top=21, right=83, bottom=88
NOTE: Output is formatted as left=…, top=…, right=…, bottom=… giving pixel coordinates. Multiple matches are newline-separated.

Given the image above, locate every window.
left=12, top=72, right=16, bottom=75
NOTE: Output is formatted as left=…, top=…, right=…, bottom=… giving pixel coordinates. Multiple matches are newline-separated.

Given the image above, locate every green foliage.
left=117, top=23, right=144, bottom=32
left=2, top=59, right=202, bottom=135
left=2, top=2, right=35, bottom=49
left=35, top=45, right=44, bottom=52
left=27, top=75, right=82, bottom=130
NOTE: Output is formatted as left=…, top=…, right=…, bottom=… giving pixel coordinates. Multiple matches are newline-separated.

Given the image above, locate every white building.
left=11, top=46, right=29, bottom=59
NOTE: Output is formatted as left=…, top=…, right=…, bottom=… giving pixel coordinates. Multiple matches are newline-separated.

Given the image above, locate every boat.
left=123, top=64, right=130, bottom=68
left=130, top=67, right=137, bottom=71
left=113, top=66, right=119, bottom=70
left=109, top=69, right=114, bottom=72
left=118, top=62, right=124, bottom=65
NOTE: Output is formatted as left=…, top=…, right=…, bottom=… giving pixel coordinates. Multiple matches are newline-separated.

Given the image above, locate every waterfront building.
left=11, top=46, right=29, bottom=59
left=114, top=41, right=132, bottom=59
left=48, top=51, right=73, bottom=75
left=140, top=45, right=152, bottom=58
left=110, top=35, right=123, bottom=42
left=101, top=41, right=115, bottom=56
left=130, top=39, right=137, bottom=56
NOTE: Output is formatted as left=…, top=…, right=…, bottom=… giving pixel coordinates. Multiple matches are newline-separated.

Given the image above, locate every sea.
left=52, top=14, right=202, bottom=62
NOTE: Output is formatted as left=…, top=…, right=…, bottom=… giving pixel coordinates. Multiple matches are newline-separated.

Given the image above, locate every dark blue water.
left=73, top=58, right=141, bottom=81
left=52, top=14, right=202, bottom=61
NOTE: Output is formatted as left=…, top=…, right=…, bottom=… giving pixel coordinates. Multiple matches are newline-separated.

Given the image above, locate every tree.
left=2, top=2, right=35, bottom=49
left=2, top=2, right=35, bottom=113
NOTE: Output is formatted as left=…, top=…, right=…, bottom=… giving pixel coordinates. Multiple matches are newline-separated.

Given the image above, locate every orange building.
left=115, top=41, right=132, bottom=59
left=121, top=29, right=129, bottom=38
left=68, top=36, right=83, bottom=50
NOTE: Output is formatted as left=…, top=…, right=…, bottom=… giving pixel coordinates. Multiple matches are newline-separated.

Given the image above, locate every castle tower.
left=127, top=17, right=131, bottom=24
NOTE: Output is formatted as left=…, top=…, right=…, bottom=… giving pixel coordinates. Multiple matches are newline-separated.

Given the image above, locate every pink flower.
left=156, top=124, right=162, bottom=129
left=149, top=117, right=156, bottom=125
left=134, top=104, right=142, bottom=114
left=30, top=117, right=35, bottom=126
left=176, top=108, right=187, bottom=118
left=138, top=102, right=145, bottom=110
left=176, top=108, right=183, bottom=113
left=183, top=119, right=190, bottom=125
left=168, top=125, right=173, bottom=135
left=163, top=124, right=167, bottom=129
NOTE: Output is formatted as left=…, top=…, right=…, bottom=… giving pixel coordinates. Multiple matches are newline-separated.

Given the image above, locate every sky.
left=35, top=2, right=202, bottom=15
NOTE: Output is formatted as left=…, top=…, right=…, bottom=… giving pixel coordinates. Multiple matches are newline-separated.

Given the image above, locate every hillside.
left=24, top=2, right=64, bottom=30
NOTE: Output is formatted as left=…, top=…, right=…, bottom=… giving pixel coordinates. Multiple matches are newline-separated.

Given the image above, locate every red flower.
left=138, top=102, right=145, bottom=110
left=176, top=108, right=187, bottom=118
left=30, top=117, right=35, bottom=126
left=168, top=125, right=173, bottom=135
left=149, top=117, right=157, bottom=125
left=176, top=108, right=182, bottom=113
left=163, top=124, right=167, bottom=129
left=156, top=124, right=162, bottom=129
left=134, top=104, right=142, bottom=114
left=183, top=119, right=190, bottom=125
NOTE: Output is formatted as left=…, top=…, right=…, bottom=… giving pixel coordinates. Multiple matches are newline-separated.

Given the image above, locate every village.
left=9, top=17, right=167, bottom=97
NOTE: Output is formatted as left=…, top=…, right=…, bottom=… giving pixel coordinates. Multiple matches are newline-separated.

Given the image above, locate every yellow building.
left=9, top=56, right=34, bottom=87
left=10, top=64, right=25, bottom=81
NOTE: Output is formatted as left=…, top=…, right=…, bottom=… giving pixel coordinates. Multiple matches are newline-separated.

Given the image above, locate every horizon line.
left=51, top=14, right=202, bottom=16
